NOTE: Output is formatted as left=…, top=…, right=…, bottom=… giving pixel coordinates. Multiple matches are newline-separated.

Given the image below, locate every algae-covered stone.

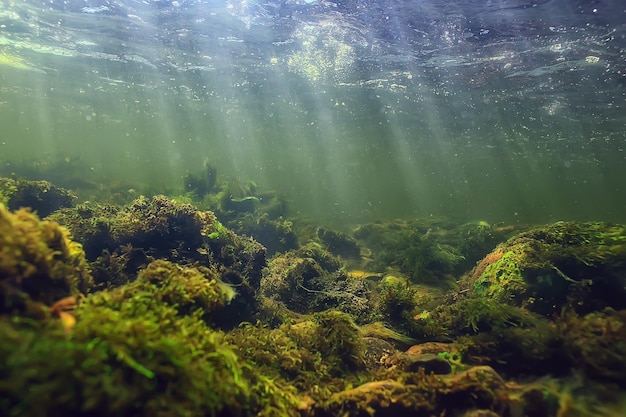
left=314, top=310, right=365, bottom=373
left=0, top=205, right=93, bottom=314
left=51, top=196, right=266, bottom=283
left=0, top=253, right=304, bottom=417
left=316, top=366, right=510, bottom=417
left=465, top=221, right=626, bottom=315
left=0, top=177, right=76, bottom=217
left=1, top=289, right=245, bottom=416
left=261, top=253, right=328, bottom=313
left=261, top=252, right=374, bottom=321
left=133, top=259, right=237, bottom=316
left=50, top=196, right=267, bottom=327
left=561, top=308, right=626, bottom=383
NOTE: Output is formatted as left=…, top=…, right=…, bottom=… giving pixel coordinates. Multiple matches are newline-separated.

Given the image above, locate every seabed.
left=1, top=172, right=625, bottom=417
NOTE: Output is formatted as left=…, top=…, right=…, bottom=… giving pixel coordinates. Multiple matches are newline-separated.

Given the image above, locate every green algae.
left=2, top=179, right=626, bottom=416
left=0, top=205, right=93, bottom=314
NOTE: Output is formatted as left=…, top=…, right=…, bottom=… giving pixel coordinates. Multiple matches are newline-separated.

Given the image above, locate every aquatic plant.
left=183, top=160, right=217, bottom=198
left=376, top=278, right=419, bottom=324
left=317, top=366, right=511, bottom=417
left=226, top=312, right=369, bottom=405
left=261, top=253, right=327, bottom=313
left=295, top=242, right=342, bottom=272
left=353, top=220, right=464, bottom=285
left=307, top=270, right=375, bottom=323
left=228, top=213, right=298, bottom=255
left=47, top=202, right=119, bottom=261
left=444, top=221, right=516, bottom=274
left=443, top=297, right=541, bottom=335
left=51, top=196, right=267, bottom=299
left=260, top=251, right=375, bottom=322
left=316, top=227, right=361, bottom=259
left=227, top=321, right=324, bottom=389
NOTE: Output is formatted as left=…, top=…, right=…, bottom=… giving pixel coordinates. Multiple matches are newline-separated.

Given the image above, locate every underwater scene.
left=1, top=0, right=625, bottom=416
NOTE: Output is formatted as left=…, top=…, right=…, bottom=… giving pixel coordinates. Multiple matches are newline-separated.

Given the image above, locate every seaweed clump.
left=0, top=177, right=76, bottom=217
left=49, top=196, right=267, bottom=327
left=260, top=251, right=375, bottom=323
left=226, top=310, right=366, bottom=398
left=353, top=220, right=465, bottom=286
left=0, top=204, right=93, bottom=315
left=0, top=258, right=301, bottom=417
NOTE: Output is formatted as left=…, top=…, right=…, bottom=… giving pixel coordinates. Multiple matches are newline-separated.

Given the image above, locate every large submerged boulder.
left=463, top=221, right=626, bottom=316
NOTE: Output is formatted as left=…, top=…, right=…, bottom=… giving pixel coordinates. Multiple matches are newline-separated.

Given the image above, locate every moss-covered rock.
left=46, top=202, right=119, bottom=260
left=464, top=221, right=626, bottom=316
left=0, top=177, right=76, bottom=217
left=295, top=242, right=342, bottom=273
left=0, top=205, right=93, bottom=315
left=261, top=253, right=328, bottom=314
left=561, top=308, right=626, bottom=384
left=313, top=310, right=365, bottom=373
left=0, top=256, right=301, bottom=417
left=439, top=297, right=543, bottom=336
left=49, top=196, right=267, bottom=327
left=261, top=252, right=375, bottom=322
left=228, top=213, right=299, bottom=256
left=314, top=366, right=511, bottom=417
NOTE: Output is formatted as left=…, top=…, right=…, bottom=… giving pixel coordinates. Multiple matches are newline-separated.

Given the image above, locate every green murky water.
left=1, top=0, right=625, bottom=225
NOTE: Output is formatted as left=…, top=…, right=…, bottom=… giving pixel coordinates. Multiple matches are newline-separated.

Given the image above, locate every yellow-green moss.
left=0, top=256, right=303, bottom=417
left=0, top=205, right=93, bottom=313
